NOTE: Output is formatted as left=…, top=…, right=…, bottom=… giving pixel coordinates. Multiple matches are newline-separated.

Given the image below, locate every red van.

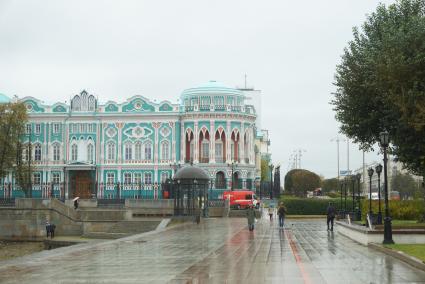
left=223, top=190, right=260, bottom=209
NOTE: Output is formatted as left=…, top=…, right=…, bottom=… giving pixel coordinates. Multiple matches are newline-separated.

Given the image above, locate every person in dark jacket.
left=277, top=203, right=287, bottom=228
left=246, top=205, right=256, bottom=231
left=327, top=202, right=336, bottom=231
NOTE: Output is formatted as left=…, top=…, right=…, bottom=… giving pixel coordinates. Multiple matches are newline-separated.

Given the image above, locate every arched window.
left=231, top=131, right=239, bottom=162
left=34, top=144, right=42, bottom=161
left=144, top=142, right=152, bottom=160
left=81, top=92, right=87, bottom=110
left=107, top=142, right=115, bottom=160
left=135, top=142, right=142, bottom=160
left=144, top=172, right=152, bottom=184
left=88, top=95, right=96, bottom=111
left=53, top=143, right=60, bottom=161
left=199, top=130, right=210, bottom=163
left=215, top=130, right=226, bottom=163
left=72, top=96, right=81, bottom=111
left=87, top=144, right=94, bottom=163
left=125, top=143, right=133, bottom=161
left=71, top=144, right=78, bottom=161
left=215, top=171, right=225, bottom=189
left=161, top=172, right=169, bottom=183
left=161, top=141, right=169, bottom=160
left=124, top=172, right=132, bottom=184
left=185, top=130, right=194, bottom=163
left=244, top=132, right=249, bottom=163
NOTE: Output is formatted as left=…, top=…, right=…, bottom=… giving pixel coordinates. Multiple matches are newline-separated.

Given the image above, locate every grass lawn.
left=391, top=220, right=425, bottom=227
left=384, top=244, right=425, bottom=262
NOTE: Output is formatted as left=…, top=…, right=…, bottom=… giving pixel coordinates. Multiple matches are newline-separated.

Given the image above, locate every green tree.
left=284, top=169, right=321, bottom=197
left=261, top=158, right=270, bottom=181
left=391, top=170, right=420, bottom=200
left=321, top=178, right=339, bottom=194
left=0, top=102, right=30, bottom=196
left=332, top=0, right=425, bottom=178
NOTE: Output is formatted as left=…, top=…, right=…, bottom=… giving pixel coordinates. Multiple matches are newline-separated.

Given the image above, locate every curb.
left=368, top=243, right=425, bottom=272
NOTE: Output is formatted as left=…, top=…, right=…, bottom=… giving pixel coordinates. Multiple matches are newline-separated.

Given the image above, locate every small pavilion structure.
left=172, top=165, right=210, bottom=217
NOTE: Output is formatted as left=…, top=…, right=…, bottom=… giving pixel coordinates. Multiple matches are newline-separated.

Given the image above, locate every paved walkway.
left=0, top=214, right=425, bottom=283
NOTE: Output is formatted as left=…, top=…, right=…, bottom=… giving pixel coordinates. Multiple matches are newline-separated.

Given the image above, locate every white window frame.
left=52, top=173, right=60, bottom=184
left=33, top=173, right=41, bottom=185
left=144, top=172, right=152, bottom=184
left=107, top=172, right=115, bottom=184
left=87, top=143, right=94, bottom=162
left=124, top=173, right=132, bottom=184
left=144, top=142, right=152, bottom=160
left=125, top=143, right=133, bottom=161
left=161, top=141, right=169, bottom=160
left=107, top=142, right=115, bottom=160
left=135, top=142, right=142, bottom=160
left=71, top=144, right=78, bottom=161
left=34, top=144, right=42, bottom=161
left=201, top=140, right=209, bottom=160
left=134, top=173, right=142, bottom=184
left=35, top=124, right=41, bottom=134
left=53, top=143, right=60, bottom=161
left=53, top=123, right=60, bottom=134
left=26, top=124, right=31, bottom=134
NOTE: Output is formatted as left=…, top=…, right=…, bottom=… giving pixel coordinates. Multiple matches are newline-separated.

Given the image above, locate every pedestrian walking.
left=327, top=202, right=336, bottom=231
left=45, top=220, right=51, bottom=238
left=50, top=223, right=56, bottom=238
left=246, top=205, right=256, bottom=231
left=268, top=206, right=274, bottom=221
left=74, top=198, right=79, bottom=210
left=277, top=203, right=287, bottom=228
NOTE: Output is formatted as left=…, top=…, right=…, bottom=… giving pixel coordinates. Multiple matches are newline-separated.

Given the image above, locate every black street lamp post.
left=380, top=130, right=394, bottom=244
left=351, top=175, right=355, bottom=217
left=375, top=164, right=383, bottom=225
left=228, top=161, right=237, bottom=191
left=356, top=173, right=361, bottom=220
left=344, top=177, right=347, bottom=214
left=367, top=168, right=374, bottom=220
left=339, top=180, right=343, bottom=214
left=269, top=164, right=274, bottom=199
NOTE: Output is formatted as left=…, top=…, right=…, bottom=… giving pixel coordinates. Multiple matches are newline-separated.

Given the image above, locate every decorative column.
left=194, top=121, right=199, bottom=163
left=152, top=122, right=162, bottom=183
left=226, top=121, right=231, bottom=163
left=169, top=121, right=176, bottom=162
left=240, top=123, right=245, bottom=164
left=210, top=120, right=215, bottom=163
left=116, top=123, right=124, bottom=163
left=180, top=122, right=185, bottom=163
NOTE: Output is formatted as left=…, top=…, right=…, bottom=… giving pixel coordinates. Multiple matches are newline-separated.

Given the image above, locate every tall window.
left=107, top=172, right=115, bottom=184
left=26, top=124, right=31, bottom=134
left=53, top=143, right=60, bottom=161
left=161, top=172, right=169, bottom=183
left=125, top=143, right=133, bottom=161
left=35, top=124, right=41, bottom=134
left=34, top=144, right=42, bottom=161
left=107, top=142, right=115, bottom=160
left=71, top=144, right=78, bottom=161
left=201, top=141, right=209, bottom=161
left=88, top=95, right=96, bottom=111
left=52, top=173, right=60, bottom=184
left=124, top=173, right=132, bottom=184
left=135, top=142, right=142, bottom=160
left=134, top=173, right=142, bottom=184
left=23, top=146, right=29, bottom=161
left=144, top=142, right=152, bottom=160
left=87, top=144, right=94, bottom=162
left=215, top=171, right=225, bottom=189
left=53, top=123, right=60, bottom=134
left=215, top=142, right=223, bottom=163
left=144, top=172, right=152, bottom=184
left=33, top=173, right=41, bottom=185
left=161, top=141, right=169, bottom=160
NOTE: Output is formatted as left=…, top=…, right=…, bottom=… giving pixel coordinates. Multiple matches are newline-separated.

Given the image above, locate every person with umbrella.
left=73, top=197, right=79, bottom=210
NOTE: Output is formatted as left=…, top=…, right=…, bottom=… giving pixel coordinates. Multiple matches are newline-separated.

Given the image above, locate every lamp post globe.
left=379, top=130, right=394, bottom=244
left=375, top=164, right=383, bottom=225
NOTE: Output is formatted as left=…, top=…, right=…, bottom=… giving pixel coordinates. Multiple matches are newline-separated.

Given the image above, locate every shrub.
left=360, top=200, right=425, bottom=221
left=280, top=197, right=355, bottom=215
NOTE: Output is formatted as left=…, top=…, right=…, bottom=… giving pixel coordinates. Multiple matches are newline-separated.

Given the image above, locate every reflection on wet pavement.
left=0, top=214, right=424, bottom=283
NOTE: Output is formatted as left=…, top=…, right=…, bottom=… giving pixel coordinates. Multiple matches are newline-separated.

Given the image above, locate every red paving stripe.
left=285, top=229, right=312, bottom=284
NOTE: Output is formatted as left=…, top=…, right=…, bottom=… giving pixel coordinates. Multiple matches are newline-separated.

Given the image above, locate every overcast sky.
left=0, top=0, right=395, bottom=178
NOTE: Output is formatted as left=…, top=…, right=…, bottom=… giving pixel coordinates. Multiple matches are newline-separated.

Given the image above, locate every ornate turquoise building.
left=1, top=81, right=258, bottom=199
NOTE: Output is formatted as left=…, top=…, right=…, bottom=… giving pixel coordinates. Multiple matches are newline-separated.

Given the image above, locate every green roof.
left=0, top=93, right=11, bottom=104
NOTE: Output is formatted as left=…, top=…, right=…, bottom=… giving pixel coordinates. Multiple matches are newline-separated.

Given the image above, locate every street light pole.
left=380, top=130, right=394, bottom=244
left=344, top=177, right=347, bottom=214
left=356, top=173, right=361, bottom=220
left=367, top=168, right=374, bottom=218
left=375, top=164, right=383, bottom=225
left=269, top=164, right=274, bottom=199
left=351, top=175, right=355, bottom=216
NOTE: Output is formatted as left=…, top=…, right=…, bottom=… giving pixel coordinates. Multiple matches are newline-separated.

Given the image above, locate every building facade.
left=1, top=81, right=258, bottom=199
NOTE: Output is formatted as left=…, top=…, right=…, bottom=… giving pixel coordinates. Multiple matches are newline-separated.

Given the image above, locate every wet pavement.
left=0, top=214, right=424, bottom=283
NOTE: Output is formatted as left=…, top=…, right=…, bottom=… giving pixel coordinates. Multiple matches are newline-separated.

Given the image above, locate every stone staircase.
left=83, top=220, right=161, bottom=239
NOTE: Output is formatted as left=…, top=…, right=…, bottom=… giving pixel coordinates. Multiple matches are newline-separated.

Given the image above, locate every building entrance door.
left=71, top=171, right=94, bottom=199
